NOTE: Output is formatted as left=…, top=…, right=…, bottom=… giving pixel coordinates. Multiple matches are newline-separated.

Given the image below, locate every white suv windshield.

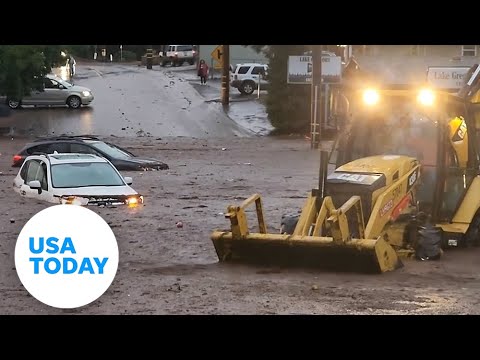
left=51, top=162, right=125, bottom=188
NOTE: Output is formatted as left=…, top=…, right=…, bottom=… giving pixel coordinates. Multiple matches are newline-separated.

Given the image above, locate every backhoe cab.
left=211, top=64, right=480, bottom=273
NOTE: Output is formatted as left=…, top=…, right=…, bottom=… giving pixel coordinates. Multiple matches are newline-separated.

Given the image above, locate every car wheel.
left=7, top=99, right=21, bottom=109
left=241, top=81, right=255, bottom=95
left=67, top=96, right=81, bottom=109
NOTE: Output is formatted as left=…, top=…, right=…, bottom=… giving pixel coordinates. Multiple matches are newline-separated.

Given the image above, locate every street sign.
left=211, top=45, right=224, bottom=64
left=426, top=66, right=470, bottom=91
left=287, top=55, right=342, bottom=84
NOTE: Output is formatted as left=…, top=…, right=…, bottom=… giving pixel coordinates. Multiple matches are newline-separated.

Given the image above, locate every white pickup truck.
left=160, top=45, right=197, bottom=67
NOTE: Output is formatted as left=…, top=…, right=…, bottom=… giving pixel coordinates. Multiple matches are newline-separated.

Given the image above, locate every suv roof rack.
left=33, top=134, right=100, bottom=142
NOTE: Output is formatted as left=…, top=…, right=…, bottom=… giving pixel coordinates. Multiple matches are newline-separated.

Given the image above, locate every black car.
left=12, top=135, right=169, bottom=171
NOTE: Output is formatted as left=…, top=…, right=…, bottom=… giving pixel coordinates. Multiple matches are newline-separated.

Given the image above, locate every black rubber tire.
left=465, top=213, right=480, bottom=247
left=241, top=81, right=255, bottom=95
left=280, top=214, right=300, bottom=234
left=67, top=96, right=81, bottom=109
left=7, top=99, right=21, bottom=109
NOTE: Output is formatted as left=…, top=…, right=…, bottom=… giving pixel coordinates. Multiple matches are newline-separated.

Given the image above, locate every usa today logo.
left=15, top=205, right=119, bottom=309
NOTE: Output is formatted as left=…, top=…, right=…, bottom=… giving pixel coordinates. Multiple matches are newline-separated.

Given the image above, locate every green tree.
left=0, top=45, right=64, bottom=100
left=249, top=45, right=311, bottom=134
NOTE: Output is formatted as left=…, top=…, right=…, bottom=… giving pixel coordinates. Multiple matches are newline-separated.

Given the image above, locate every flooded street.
left=2, top=61, right=480, bottom=315
left=1, top=63, right=254, bottom=138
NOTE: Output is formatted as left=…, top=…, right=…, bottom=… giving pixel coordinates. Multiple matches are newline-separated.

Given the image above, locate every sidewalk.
left=166, top=67, right=273, bottom=136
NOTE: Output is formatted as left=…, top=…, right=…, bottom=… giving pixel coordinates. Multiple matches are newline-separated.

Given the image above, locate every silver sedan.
left=5, top=74, right=94, bottom=109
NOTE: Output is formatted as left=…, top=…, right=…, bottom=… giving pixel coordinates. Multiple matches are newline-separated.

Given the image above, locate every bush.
left=114, top=50, right=137, bottom=62
left=263, top=45, right=311, bottom=135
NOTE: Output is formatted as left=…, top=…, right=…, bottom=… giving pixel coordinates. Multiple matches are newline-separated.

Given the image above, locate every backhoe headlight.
left=362, top=89, right=379, bottom=106
left=417, top=89, right=435, bottom=106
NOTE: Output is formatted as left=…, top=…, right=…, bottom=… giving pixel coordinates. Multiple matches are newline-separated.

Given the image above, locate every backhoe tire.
left=280, top=214, right=300, bottom=235
left=465, top=214, right=480, bottom=247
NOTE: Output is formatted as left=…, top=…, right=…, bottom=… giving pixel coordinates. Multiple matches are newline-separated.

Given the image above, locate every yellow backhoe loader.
left=211, top=65, right=480, bottom=273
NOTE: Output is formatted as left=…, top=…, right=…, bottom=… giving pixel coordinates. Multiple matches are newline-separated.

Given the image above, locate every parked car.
left=159, top=45, right=197, bottom=67
left=12, top=135, right=170, bottom=171
left=230, top=63, right=269, bottom=95
left=13, top=153, right=144, bottom=207
left=5, top=74, right=94, bottom=109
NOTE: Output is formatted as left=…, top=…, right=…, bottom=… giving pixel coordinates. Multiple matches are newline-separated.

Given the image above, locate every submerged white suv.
left=230, top=63, right=269, bottom=95
left=13, top=153, right=144, bottom=207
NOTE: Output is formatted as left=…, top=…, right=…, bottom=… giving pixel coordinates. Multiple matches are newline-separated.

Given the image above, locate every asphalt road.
left=0, top=63, right=253, bottom=138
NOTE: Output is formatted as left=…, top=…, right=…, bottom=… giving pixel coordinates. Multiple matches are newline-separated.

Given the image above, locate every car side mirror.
left=28, top=180, right=42, bottom=194
left=28, top=180, right=41, bottom=189
left=124, top=177, right=133, bottom=185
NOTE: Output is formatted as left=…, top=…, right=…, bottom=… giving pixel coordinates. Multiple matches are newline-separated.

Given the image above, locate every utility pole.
left=221, top=45, right=230, bottom=107
left=311, top=45, right=323, bottom=149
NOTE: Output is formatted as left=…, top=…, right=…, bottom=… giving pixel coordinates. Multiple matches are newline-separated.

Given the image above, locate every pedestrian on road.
left=68, top=55, right=76, bottom=78
left=198, top=59, right=209, bottom=85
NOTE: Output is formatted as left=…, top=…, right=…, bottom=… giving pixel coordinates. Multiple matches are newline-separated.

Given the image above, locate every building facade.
left=350, top=45, right=480, bottom=84
left=198, top=45, right=268, bottom=67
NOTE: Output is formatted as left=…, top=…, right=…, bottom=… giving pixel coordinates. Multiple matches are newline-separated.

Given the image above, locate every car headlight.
left=82, top=90, right=91, bottom=97
left=126, top=195, right=144, bottom=207
left=362, top=89, right=379, bottom=106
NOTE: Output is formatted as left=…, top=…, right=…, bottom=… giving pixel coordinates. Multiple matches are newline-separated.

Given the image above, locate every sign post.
left=211, top=45, right=229, bottom=106
left=287, top=55, right=342, bottom=85
left=288, top=52, right=342, bottom=149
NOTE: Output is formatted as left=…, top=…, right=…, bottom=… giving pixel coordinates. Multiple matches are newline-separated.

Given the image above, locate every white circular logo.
left=14, top=205, right=119, bottom=309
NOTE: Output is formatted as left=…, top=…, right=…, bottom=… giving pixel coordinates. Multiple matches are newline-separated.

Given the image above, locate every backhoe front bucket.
left=211, top=232, right=402, bottom=273
left=211, top=193, right=402, bottom=274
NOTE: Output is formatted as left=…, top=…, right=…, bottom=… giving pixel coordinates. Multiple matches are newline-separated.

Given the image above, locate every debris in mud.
left=129, top=240, right=138, bottom=243
left=9, top=219, right=15, bottom=224
left=311, top=285, right=319, bottom=291
left=157, top=227, right=167, bottom=231
left=179, top=196, right=199, bottom=200
left=121, top=128, right=126, bottom=131
left=176, top=221, right=184, bottom=228
left=221, top=148, right=227, bottom=151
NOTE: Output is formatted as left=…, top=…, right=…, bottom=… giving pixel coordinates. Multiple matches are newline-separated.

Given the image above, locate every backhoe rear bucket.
left=211, top=232, right=402, bottom=273
left=210, top=194, right=402, bottom=274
